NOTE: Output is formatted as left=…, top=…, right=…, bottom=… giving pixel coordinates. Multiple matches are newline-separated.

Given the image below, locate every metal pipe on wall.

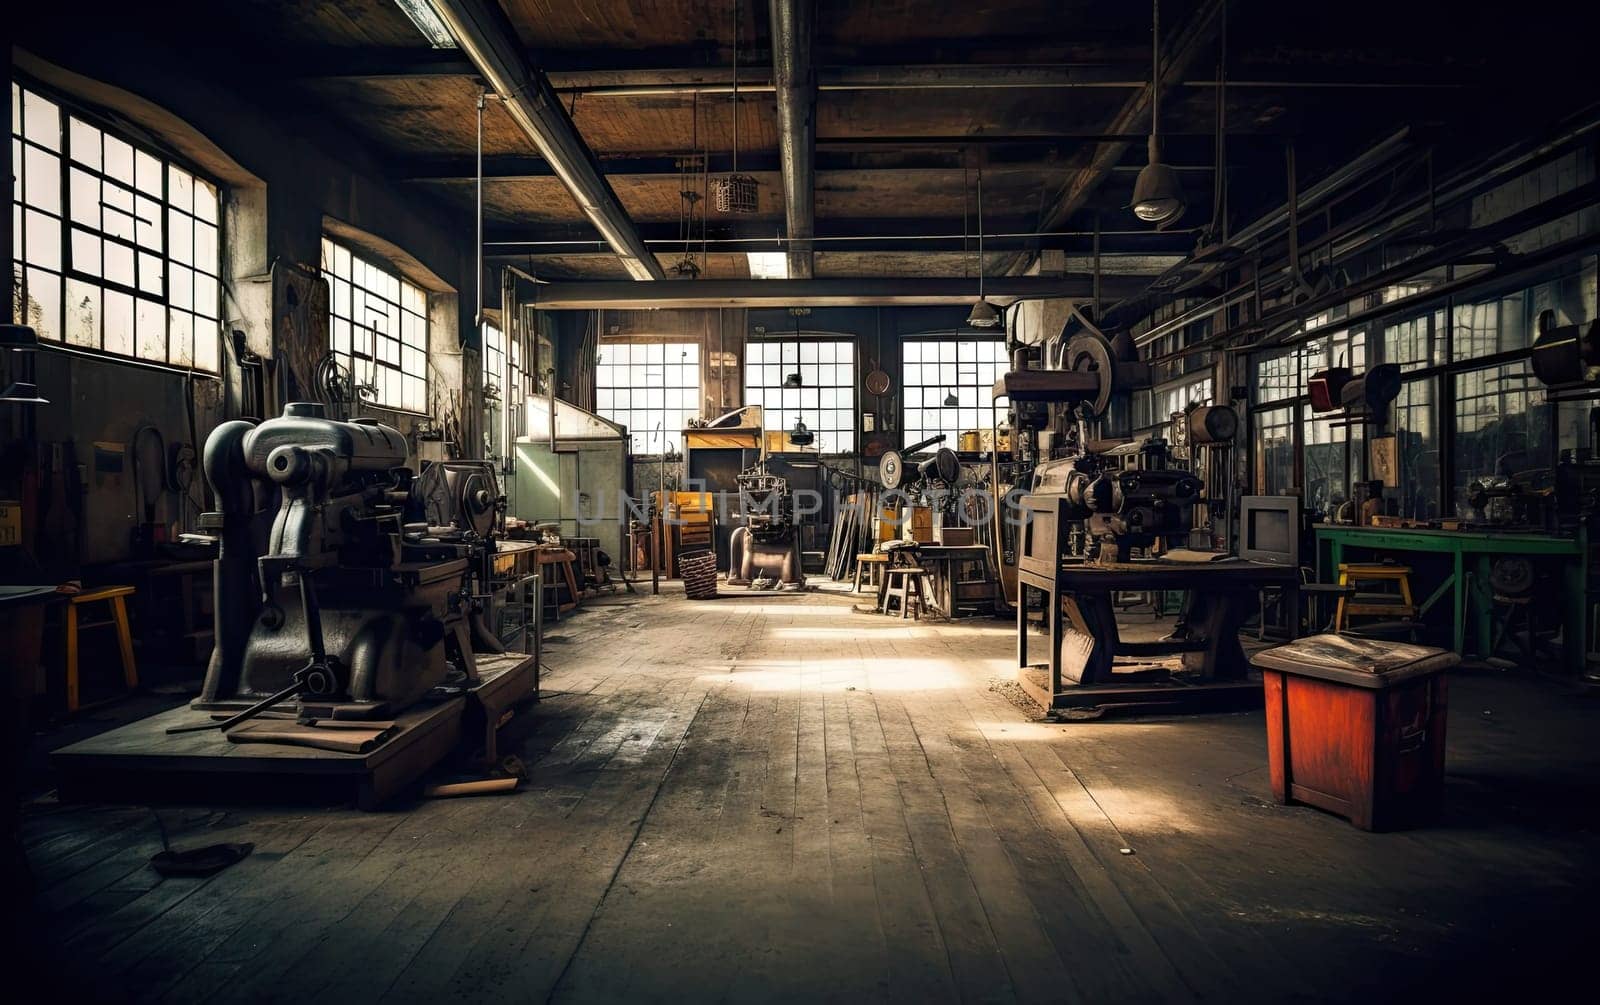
left=475, top=91, right=485, bottom=329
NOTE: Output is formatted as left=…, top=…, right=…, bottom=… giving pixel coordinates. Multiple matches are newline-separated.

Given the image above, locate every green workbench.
left=1313, top=524, right=1589, bottom=675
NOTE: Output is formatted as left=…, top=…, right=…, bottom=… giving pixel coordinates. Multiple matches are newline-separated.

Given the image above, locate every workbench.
left=915, top=544, right=997, bottom=618
left=1313, top=524, right=1589, bottom=675
left=1016, top=557, right=1299, bottom=712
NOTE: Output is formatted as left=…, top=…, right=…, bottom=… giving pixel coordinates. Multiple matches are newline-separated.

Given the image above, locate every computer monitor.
left=1240, top=495, right=1300, bottom=566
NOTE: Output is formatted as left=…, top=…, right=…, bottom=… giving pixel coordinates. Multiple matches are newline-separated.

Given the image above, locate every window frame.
left=899, top=335, right=1009, bottom=449
left=11, top=77, right=224, bottom=373
left=743, top=335, right=856, bottom=454
left=594, top=338, right=701, bottom=456
left=321, top=235, right=430, bottom=414
left=1244, top=253, right=1597, bottom=519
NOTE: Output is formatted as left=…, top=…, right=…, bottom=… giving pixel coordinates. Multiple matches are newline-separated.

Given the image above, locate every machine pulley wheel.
left=459, top=471, right=498, bottom=538
left=1063, top=333, right=1115, bottom=418
left=880, top=449, right=906, bottom=490
left=1489, top=557, right=1535, bottom=596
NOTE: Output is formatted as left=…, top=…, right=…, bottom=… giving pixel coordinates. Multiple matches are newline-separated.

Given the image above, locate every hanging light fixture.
left=943, top=388, right=959, bottom=407
left=788, top=416, right=814, bottom=446
left=1130, top=0, right=1185, bottom=225
left=966, top=166, right=1001, bottom=329
left=713, top=0, right=759, bottom=215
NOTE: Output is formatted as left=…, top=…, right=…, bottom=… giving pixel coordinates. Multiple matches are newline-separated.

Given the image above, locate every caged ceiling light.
left=392, top=0, right=457, bottom=48
left=1130, top=0, right=1185, bottom=224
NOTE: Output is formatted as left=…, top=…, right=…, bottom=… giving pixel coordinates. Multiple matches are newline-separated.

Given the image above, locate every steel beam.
left=525, top=276, right=1146, bottom=310
left=427, top=0, right=663, bottom=280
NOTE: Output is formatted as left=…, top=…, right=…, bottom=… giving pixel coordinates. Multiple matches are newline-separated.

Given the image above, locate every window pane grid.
left=10, top=82, right=220, bottom=371
left=900, top=338, right=1007, bottom=448
left=596, top=340, right=700, bottom=454
left=321, top=236, right=429, bottom=413
left=744, top=338, right=855, bottom=454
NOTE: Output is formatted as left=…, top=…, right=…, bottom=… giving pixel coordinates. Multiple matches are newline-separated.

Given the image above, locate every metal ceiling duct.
left=769, top=0, right=817, bottom=279
left=426, top=0, right=663, bottom=280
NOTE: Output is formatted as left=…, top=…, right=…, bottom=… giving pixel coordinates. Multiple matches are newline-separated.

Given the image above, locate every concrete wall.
left=7, top=27, right=478, bottom=571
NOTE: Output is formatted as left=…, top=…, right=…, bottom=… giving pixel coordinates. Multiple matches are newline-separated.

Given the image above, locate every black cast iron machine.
left=193, top=403, right=503, bottom=724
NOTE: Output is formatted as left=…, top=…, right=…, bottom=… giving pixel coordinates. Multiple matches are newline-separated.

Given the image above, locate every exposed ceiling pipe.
left=526, top=276, right=1146, bottom=310
left=537, top=66, right=1475, bottom=97
left=426, top=0, right=664, bottom=280
left=769, top=0, right=817, bottom=279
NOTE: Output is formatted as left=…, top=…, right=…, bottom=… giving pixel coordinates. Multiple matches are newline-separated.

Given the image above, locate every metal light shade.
left=943, top=389, right=959, bottom=407
left=783, top=372, right=803, bottom=388
left=1131, top=136, right=1184, bottom=224
left=967, top=298, right=1001, bottom=329
left=788, top=417, right=814, bottom=446
left=1, top=381, right=49, bottom=405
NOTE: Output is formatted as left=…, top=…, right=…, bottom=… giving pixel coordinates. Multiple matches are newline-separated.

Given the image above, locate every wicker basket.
left=680, top=549, right=720, bottom=600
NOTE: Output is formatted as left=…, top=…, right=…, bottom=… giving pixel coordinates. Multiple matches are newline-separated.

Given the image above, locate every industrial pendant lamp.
left=967, top=167, right=1001, bottom=329
left=1130, top=0, right=1185, bottom=225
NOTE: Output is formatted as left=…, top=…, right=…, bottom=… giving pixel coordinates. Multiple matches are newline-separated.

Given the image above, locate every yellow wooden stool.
left=64, top=586, right=139, bottom=712
left=852, top=552, right=889, bottom=593
left=1334, top=563, right=1416, bottom=632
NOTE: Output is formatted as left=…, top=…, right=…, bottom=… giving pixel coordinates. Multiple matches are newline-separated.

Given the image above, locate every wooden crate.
left=1255, top=635, right=1455, bottom=831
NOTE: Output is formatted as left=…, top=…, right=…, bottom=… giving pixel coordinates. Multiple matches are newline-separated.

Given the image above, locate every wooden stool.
left=1335, top=563, right=1416, bottom=632
left=883, top=567, right=927, bottom=620
left=852, top=552, right=888, bottom=593
left=64, top=586, right=139, bottom=712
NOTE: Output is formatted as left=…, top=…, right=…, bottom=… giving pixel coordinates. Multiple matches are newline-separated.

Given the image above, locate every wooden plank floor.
left=15, top=583, right=1600, bottom=1002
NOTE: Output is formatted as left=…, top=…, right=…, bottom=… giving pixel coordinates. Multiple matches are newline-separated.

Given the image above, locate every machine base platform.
left=52, top=653, right=538, bottom=810
left=1017, top=664, right=1264, bottom=717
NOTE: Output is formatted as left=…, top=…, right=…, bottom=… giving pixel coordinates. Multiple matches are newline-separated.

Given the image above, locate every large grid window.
left=901, top=338, right=1008, bottom=447
left=321, top=236, right=428, bottom=413
left=1254, top=405, right=1297, bottom=495
left=11, top=82, right=221, bottom=370
left=1454, top=360, right=1550, bottom=503
left=483, top=321, right=506, bottom=396
left=1303, top=403, right=1364, bottom=517
left=596, top=341, right=699, bottom=455
left=745, top=338, right=855, bottom=453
